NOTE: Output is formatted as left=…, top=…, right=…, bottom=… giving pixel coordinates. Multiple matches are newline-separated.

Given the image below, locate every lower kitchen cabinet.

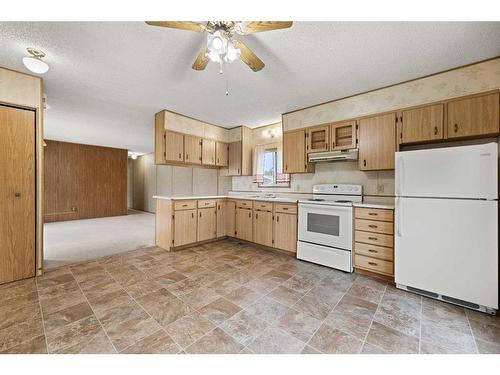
left=235, top=207, right=253, bottom=242
left=216, top=200, right=226, bottom=238
left=253, top=210, right=273, bottom=247
left=173, top=209, right=197, bottom=247
left=274, top=212, right=297, bottom=254
left=226, top=201, right=236, bottom=237
left=197, top=207, right=216, bottom=242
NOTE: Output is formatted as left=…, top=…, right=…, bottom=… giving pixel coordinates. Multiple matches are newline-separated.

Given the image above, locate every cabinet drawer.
left=355, top=219, right=393, bottom=235
left=355, top=242, right=393, bottom=261
left=236, top=200, right=253, bottom=209
left=197, top=199, right=216, bottom=208
left=274, top=203, right=297, bottom=214
left=253, top=201, right=273, bottom=211
left=355, top=255, right=393, bottom=276
left=355, top=230, right=393, bottom=248
left=174, top=200, right=197, bottom=211
left=355, top=207, right=393, bottom=222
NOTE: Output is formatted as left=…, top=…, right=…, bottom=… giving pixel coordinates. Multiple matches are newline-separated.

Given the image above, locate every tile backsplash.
left=232, top=161, right=395, bottom=196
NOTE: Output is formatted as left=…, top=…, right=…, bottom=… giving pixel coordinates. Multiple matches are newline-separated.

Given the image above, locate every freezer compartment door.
left=297, top=241, right=352, bottom=272
left=395, top=197, right=498, bottom=309
left=395, top=142, right=498, bottom=199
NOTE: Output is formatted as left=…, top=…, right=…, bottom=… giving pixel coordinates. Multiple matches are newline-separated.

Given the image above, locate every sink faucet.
left=264, top=193, right=276, bottom=198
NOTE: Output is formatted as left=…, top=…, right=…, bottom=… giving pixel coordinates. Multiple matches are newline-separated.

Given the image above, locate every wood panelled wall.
left=44, top=140, right=128, bottom=222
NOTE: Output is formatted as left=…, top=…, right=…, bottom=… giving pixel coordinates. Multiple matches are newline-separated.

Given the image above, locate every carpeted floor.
left=43, top=210, right=155, bottom=269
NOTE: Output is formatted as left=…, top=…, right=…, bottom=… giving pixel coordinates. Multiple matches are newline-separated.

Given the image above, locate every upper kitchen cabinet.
left=330, top=120, right=357, bottom=151
left=202, top=138, right=216, bottom=166
left=358, top=113, right=396, bottom=171
left=224, top=126, right=252, bottom=176
left=215, top=142, right=229, bottom=167
left=400, top=104, right=444, bottom=144
left=227, top=141, right=242, bottom=175
left=447, top=92, right=499, bottom=139
left=184, top=135, right=202, bottom=165
left=165, top=130, right=185, bottom=163
left=283, top=130, right=314, bottom=174
left=306, top=125, right=329, bottom=153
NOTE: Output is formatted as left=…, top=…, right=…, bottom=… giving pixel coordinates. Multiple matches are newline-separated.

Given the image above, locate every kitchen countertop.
left=152, top=195, right=298, bottom=203
left=353, top=196, right=395, bottom=210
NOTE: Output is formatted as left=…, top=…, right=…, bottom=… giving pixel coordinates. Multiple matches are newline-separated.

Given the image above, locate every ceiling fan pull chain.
left=225, top=79, right=229, bottom=96
left=219, top=59, right=223, bottom=75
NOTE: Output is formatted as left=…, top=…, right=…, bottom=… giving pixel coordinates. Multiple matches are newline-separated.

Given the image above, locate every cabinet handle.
left=325, top=142, right=328, bottom=149
left=248, top=212, right=251, bottom=218
left=199, top=212, right=202, bottom=217
left=276, top=215, right=279, bottom=222
left=368, top=262, right=378, bottom=266
left=368, top=225, right=378, bottom=229
left=332, top=141, right=335, bottom=148
left=283, top=207, right=288, bottom=210
left=182, top=204, right=188, bottom=207
left=255, top=213, right=258, bottom=219
left=363, top=160, right=367, bottom=167
left=368, top=212, right=378, bottom=216
left=368, top=236, right=378, bottom=241
left=285, top=165, right=288, bottom=172
left=14, top=192, right=21, bottom=197
left=454, top=123, right=458, bottom=132
left=191, top=212, right=194, bottom=218
left=434, top=126, right=438, bottom=135
left=178, top=153, right=182, bottom=159
left=368, top=249, right=378, bottom=253
left=186, top=154, right=189, bottom=160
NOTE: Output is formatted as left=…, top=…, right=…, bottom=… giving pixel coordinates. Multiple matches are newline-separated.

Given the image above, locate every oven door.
left=298, top=203, right=353, bottom=250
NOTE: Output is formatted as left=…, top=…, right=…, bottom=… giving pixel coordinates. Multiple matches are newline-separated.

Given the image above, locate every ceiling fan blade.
left=192, top=48, right=209, bottom=71
left=241, top=21, right=293, bottom=34
left=145, top=21, right=206, bottom=33
left=232, top=40, right=264, bottom=72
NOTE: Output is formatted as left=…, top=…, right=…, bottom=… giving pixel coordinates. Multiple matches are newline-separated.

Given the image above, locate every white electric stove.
left=297, top=184, right=362, bottom=272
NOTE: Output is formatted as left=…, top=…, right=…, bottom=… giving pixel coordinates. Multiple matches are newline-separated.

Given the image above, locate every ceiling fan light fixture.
left=224, top=42, right=241, bottom=63
left=207, top=50, right=221, bottom=63
left=207, top=30, right=227, bottom=54
left=22, top=47, right=49, bottom=74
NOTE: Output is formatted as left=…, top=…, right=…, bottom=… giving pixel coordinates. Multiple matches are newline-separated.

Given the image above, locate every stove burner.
left=309, top=198, right=325, bottom=202
left=335, top=200, right=353, bottom=203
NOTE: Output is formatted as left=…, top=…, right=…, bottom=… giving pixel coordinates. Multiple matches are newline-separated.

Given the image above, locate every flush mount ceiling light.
left=145, top=21, right=293, bottom=72
left=22, top=47, right=49, bottom=74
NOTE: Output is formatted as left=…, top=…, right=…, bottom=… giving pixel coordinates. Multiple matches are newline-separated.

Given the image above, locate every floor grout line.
left=359, top=281, right=388, bottom=353
left=418, top=295, right=423, bottom=354
left=68, top=267, right=119, bottom=354
left=34, top=277, right=51, bottom=354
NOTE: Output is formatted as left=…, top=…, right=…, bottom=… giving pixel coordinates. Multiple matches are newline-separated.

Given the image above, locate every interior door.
left=0, top=106, right=35, bottom=284
left=395, top=197, right=498, bottom=309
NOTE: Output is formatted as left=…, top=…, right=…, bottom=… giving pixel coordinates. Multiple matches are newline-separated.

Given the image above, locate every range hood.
left=308, top=149, right=358, bottom=163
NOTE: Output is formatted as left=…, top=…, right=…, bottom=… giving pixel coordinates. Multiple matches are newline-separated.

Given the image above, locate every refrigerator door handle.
left=396, top=198, right=403, bottom=237
left=396, top=156, right=405, bottom=196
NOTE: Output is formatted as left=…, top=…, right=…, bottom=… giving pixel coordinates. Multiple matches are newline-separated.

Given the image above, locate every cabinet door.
left=216, top=142, right=229, bottom=167
left=330, top=121, right=357, bottom=150
left=274, top=213, right=297, bottom=254
left=228, top=141, right=242, bottom=175
left=253, top=210, right=273, bottom=247
left=173, top=209, right=197, bottom=246
left=283, top=130, right=307, bottom=174
left=202, top=139, right=216, bottom=166
left=197, top=207, right=216, bottom=242
left=216, top=200, right=226, bottom=237
left=184, top=135, right=202, bottom=164
left=226, top=201, right=236, bottom=236
left=358, top=113, right=396, bottom=171
left=165, top=130, right=184, bottom=162
left=306, top=125, right=329, bottom=153
left=235, top=208, right=253, bottom=241
left=401, top=104, right=444, bottom=144
left=447, top=93, right=499, bottom=139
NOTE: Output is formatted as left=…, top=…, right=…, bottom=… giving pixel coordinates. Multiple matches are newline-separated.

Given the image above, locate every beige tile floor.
left=1, top=239, right=499, bottom=354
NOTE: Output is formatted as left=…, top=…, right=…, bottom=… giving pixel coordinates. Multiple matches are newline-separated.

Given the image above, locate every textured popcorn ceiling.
left=0, top=22, right=499, bottom=153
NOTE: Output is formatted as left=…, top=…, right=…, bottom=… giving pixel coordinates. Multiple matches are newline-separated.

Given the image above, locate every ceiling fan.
left=145, top=21, right=293, bottom=72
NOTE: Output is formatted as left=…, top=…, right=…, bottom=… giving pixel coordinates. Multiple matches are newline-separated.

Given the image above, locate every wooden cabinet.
left=216, top=142, right=228, bottom=167
left=401, top=104, right=444, bottom=144
left=306, top=125, right=329, bottom=153
left=274, top=212, right=297, bottom=254
left=447, top=93, right=499, bottom=139
left=226, top=200, right=236, bottom=237
left=173, top=209, right=197, bottom=247
left=283, top=130, right=312, bottom=174
left=197, top=207, right=216, bottom=242
left=0, top=106, right=36, bottom=284
left=330, top=121, right=357, bottom=151
left=202, top=139, right=216, bottom=166
left=184, top=135, right=202, bottom=165
left=358, top=113, right=396, bottom=171
left=354, top=207, right=394, bottom=278
left=228, top=141, right=242, bottom=175
left=216, top=200, right=226, bottom=237
left=235, top=207, right=253, bottom=242
left=253, top=209, right=273, bottom=247
left=165, top=130, right=184, bottom=163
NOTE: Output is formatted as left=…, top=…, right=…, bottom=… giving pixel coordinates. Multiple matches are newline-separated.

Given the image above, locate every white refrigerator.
left=395, top=142, right=498, bottom=313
